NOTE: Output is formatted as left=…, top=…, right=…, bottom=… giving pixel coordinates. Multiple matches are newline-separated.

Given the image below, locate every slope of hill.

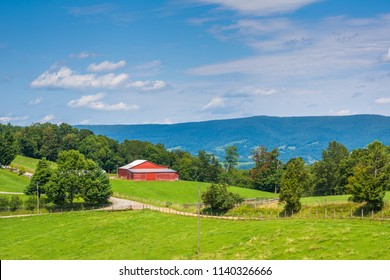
left=76, top=115, right=390, bottom=165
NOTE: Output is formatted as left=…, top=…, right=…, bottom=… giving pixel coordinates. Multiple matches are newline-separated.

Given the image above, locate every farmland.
left=1, top=210, right=389, bottom=260
left=1, top=157, right=390, bottom=260
left=0, top=168, right=29, bottom=193
left=111, top=178, right=277, bottom=205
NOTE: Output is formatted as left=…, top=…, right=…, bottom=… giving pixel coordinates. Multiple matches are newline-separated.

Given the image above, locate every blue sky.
left=1, top=0, right=390, bottom=125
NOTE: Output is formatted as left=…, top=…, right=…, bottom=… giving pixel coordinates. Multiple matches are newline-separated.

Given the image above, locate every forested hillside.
left=77, top=114, right=390, bottom=164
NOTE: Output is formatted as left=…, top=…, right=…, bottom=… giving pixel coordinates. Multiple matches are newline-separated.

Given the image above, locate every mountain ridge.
left=75, top=114, right=390, bottom=166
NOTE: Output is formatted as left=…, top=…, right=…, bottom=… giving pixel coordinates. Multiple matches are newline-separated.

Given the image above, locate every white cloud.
left=31, top=66, right=167, bottom=91
left=0, top=116, right=15, bottom=123
left=202, top=96, right=225, bottom=110
left=87, top=60, right=126, bottom=72
left=375, top=97, right=390, bottom=104
left=40, top=114, right=55, bottom=123
left=188, top=14, right=390, bottom=84
left=126, top=80, right=167, bottom=91
left=195, top=0, right=320, bottom=16
left=68, top=93, right=139, bottom=111
left=69, top=51, right=96, bottom=59
left=31, top=67, right=128, bottom=89
left=0, top=115, right=29, bottom=124
left=238, top=86, right=283, bottom=96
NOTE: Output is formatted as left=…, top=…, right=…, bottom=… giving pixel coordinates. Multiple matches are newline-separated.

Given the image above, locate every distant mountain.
left=76, top=115, right=390, bottom=168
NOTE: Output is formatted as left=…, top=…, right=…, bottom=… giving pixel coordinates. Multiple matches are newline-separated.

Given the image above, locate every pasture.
left=111, top=178, right=277, bottom=205
left=0, top=168, right=29, bottom=193
left=10, top=155, right=57, bottom=173
left=0, top=210, right=389, bottom=260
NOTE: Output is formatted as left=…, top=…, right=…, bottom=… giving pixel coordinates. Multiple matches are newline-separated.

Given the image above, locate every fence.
left=126, top=204, right=390, bottom=221
left=1, top=197, right=390, bottom=222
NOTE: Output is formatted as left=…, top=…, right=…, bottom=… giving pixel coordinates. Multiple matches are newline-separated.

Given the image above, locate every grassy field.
left=0, top=210, right=389, bottom=260
left=0, top=168, right=29, bottom=193
left=111, top=179, right=277, bottom=205
left=10, top=155, right=57, bottom=173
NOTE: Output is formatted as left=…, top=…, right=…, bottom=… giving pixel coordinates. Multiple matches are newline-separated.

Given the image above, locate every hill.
left=76, top=114, right=390, bottom=166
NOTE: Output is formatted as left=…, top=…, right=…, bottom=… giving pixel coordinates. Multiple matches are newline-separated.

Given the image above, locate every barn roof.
left=128, top=168, right=177, bottom=173
left=119, top=160, right=147, bottom=169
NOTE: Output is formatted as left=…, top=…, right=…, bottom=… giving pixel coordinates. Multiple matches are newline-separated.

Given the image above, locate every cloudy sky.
left=1, top=0, right=390, bottom=125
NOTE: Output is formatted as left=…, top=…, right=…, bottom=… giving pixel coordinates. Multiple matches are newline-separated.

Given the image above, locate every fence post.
left=371, top=210, right=374, bottom=220
left=361, top=208, right=364, bottom=220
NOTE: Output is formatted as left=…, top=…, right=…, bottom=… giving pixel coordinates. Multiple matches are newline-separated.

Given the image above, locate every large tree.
left=250, top=146, right=282, bottom=192
left=224, top=145, right=239, bottom=172
left=25, top=158, right=54, bottom=198
left=279, top=157, right=311, bottom=213
left=0, top=131, right=17, bottom=166
left=313, top=141, right=350, bottom=195
left=46, top=150, right=112, bottom=205
left=347, top=141, right=389, bottom=210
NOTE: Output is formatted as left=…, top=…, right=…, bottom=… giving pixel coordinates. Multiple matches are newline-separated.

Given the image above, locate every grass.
left=111, top=178, right=277, bottom=206
left=0, top=210, right=389, bottom=260
left=0, top=168, right=29, bottom=193
left=10, top=155, right=57, bottom=173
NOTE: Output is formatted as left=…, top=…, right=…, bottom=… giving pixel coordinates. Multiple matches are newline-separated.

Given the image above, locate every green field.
left=111, top=179, right=277, bottom=205
left=11, top=155, right=57, bottom=173
left=0, top=210, right=389, bottom=260
left=0, top=169, right=29, bottom=193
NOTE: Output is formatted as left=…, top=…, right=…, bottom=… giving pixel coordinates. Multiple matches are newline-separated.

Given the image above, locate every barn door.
left=146, top=173, right=156, bottom=181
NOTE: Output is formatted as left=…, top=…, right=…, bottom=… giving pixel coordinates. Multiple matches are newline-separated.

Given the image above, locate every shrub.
left=201, top=183, right=244, bottom=212
left=0, top=196, right=9, bottom=211
left=9, top=195, right=22, bottom=211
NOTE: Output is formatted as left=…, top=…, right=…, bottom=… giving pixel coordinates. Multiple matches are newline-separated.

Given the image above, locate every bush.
left=201, top=183, right=244, bottom=212
left=0, top=196, right=9, bottom=211
left=9, top=195, right=22, bottom=211
left=25, top=196, right=37, bottom=211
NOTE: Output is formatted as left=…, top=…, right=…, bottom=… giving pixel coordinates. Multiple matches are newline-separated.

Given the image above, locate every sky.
left=1, top=0, right=390, bottom=125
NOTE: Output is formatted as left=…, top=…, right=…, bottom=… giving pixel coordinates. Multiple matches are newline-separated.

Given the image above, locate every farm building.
left=118, top=160, right=179, bottom=181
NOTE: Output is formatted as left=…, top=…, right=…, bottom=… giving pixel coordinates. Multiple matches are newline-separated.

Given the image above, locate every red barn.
left=118, top=160, right=179, bottom=181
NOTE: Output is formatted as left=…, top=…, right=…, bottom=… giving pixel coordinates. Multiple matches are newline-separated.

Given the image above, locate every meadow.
left=0, top=168, right=29, bottom=193
left=1, top=210, right=389, bottom=260
left=110, top=178, right=277, bottom=205
left=9, top=155, right=57, bottom=173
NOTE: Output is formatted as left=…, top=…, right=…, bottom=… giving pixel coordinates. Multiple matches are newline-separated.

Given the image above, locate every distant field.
left=11, top=155, right=57, bottom=173
left=111, top=179, right=277, bottom=205
left=301, top=193, right=390, bottom=205
left=1, top=210, right=389, bottom=260
left=0, top=169, right=29, bottom=193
